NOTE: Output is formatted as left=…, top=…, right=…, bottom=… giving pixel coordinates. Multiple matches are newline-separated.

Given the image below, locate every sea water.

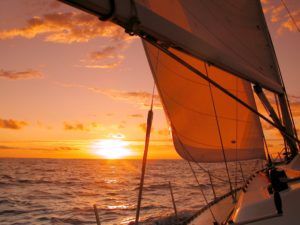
left=0, top=158, right=261, bottom=225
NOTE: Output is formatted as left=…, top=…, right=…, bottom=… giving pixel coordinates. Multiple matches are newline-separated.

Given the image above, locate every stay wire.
left=204, top=63, right=235, bottom=199
left=280, top=0, right=300, bottom=32
left=147, top=44, right=228, bottom=184
left=174, top=132, right=218, bottom=222
left=186, top=159, right=218, bottom=223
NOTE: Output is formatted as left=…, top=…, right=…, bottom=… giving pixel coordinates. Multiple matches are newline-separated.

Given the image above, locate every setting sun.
left=91, top=139, right=133, bottom=159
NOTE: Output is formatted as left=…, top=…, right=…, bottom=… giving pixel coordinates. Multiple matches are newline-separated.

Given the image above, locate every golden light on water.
left=91, top=139, right=133, bottom=159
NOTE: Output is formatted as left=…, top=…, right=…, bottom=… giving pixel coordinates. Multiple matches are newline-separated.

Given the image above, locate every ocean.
left=0, top=158, right=262, bottom=225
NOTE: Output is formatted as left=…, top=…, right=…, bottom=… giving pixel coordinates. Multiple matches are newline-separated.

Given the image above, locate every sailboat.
left=59, top=1, right=300, bottom=224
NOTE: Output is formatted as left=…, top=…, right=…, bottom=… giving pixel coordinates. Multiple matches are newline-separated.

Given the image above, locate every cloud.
left=0, top=69, right=43, bottom=80
left=139, top=123, right=147, bottom=132
left=83, top=45, right=124, bottom=69
left=81, top=41, right=131, bottom=69
left=263, top=1, right=300, bottom=34
left=89, top=88, right=162, bottom=109
left=89, top=45, right=124, bottom=61
left=0, top=119, right=28, bottom=130
left=0, top=7, right=136, bottom=69
left=0, top=11, right=129, bottom=43
left=139, top=123, right=154, bottom=132
left=64, top=122, right=89, bottom=131
left=84, top=62, right=121, bottom=69
left=54, top=146, right=79, bottom=151
left=57, top=83, right=162, bottom=109
left=157, top=128, right=170, bottom=137
left=129, top=114, right=144, bottom=118
left=0, top=145, right=79, bottom=151
left=63, top=121, right=101, bottom=131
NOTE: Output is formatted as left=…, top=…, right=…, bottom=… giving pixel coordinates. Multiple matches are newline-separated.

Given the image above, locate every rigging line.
left=184, top=152, right=218, bottom=223
left=143, top=42, right=229, bottom=183
left=258, top=0, right=299, bottom=150
left=280, top=0, right=300, bottom=32
left=160, top=87, right=253, bottom=123
left=141, top=36, right=300, bottom=145
left=149, top=49, right=254, bottom=95
left=275, top=94, right=288, bottom=154
left=263, top=134, right=272, bottom=165
left=171, top=123, right=228, bottom=183
left=145, top=46, right=233, bottom=183
left=204, top=63, right=235, bottom=200
left=234, top=77, right=239, bottom=194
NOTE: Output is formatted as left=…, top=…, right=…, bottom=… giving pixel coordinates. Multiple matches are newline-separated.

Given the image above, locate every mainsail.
left=59, top=0, right=293, bottom=162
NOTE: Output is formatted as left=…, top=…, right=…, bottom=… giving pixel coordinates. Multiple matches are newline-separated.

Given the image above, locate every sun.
left=91, top=139, right=133, bottom=159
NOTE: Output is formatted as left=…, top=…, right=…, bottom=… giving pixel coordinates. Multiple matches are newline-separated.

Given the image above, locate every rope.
left=280, top=0, right=300, bottom=32
left=204, top=63, right=235, bottom=200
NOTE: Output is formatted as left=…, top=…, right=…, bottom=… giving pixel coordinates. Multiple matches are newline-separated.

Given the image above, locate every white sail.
left=60, top=0, right=284, bottom=93
left=144, top=42, right=265, bottom=162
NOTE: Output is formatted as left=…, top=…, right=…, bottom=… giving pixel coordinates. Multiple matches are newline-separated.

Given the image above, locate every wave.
left=0, top=158, right=259, bottom=225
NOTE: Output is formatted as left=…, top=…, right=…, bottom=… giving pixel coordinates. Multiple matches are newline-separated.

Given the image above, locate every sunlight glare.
left=91, top=139, right=133, bottom=159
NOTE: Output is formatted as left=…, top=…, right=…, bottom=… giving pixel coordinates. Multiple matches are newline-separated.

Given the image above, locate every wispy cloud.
left=0, top=6, right=136, bottom=69
left=56, top=82, right=162, bottom=109
left=0, top=69, right=43, bottom=80
left=0, top=11, right=129, bottom=43
left=83, top=45, right=125, bottom=69
left=89, top=88, right=162, bottom=109
left=157, top=128, right=170, bottom=137
left=0, top=145, right=79, bottom=151
left=139, top=123, right=154, bottom=132
left=263, top=1, right=300, bottom=34
left=80, top=39, right=134, bottom=69
left=129, top=114, right=144, bottom=118
left=63, top=121, right=101, bottom=132
left=0, top=118, right=28, bottom=130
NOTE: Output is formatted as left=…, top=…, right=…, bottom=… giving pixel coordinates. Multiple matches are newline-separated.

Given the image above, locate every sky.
left=0, top=0, right=299, bottom=159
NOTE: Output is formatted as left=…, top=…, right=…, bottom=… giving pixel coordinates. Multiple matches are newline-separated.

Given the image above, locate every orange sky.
left=0, top=0, right=299, bottom=159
